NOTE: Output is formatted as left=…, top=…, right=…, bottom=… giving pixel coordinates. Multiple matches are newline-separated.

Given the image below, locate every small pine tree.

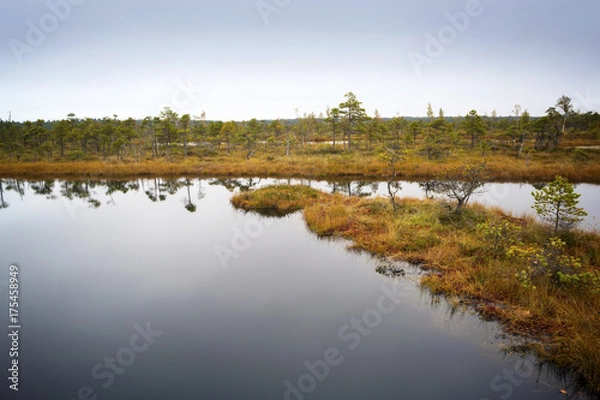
left=532, top=176, right=587, bottom=234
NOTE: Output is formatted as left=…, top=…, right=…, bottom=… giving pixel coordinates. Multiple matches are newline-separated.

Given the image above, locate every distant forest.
left=1, top=93, right=599, bottom=161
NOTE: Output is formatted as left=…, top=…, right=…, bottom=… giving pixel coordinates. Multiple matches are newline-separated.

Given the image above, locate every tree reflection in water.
left=0, top=178, right=210, bottom=213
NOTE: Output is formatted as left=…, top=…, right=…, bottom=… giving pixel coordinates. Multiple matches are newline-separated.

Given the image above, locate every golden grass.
left=232, top=185, right=600, bottom=393
left=231, top=185, right=323, bottom=216
left=1, top=150, right=600, bottom=182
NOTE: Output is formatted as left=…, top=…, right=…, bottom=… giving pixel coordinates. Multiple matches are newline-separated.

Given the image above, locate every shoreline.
left=231, top=185, right=600, bottom=394
left=1, top=155, right=600, bottom=183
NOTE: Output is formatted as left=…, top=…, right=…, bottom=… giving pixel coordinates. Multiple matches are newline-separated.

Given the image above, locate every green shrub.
left=477, top=220, right=522, bottom=257
left=507, top=237, right=598, bottom=293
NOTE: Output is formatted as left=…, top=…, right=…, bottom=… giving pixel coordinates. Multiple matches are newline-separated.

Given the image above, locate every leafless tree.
left=431, top=162, right=489, bottom=214
left=384, top=147, right=402, bottom=211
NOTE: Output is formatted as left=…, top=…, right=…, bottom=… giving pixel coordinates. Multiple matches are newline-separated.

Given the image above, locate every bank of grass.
left=1, top=149, right=600, bottom=182
left=232, top=185, right=600, bottom=393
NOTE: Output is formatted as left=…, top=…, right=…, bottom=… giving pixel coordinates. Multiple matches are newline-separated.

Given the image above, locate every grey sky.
left=1, top=0, right=599, bottom=121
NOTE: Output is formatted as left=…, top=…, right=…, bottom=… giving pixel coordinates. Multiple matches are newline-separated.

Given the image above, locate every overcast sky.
left=1, top=0, right=599, bottom=121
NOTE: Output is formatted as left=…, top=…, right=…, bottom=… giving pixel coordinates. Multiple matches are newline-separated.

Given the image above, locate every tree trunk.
left=517, top=134, right=524, bottom=157
left=0, top=181, right=5, bottom=208
left=332, top=127, right=336, bottom=151
left=153, top=131, right=158, bottom=158
left=455, top=199, right=464, bottom=214
left=347, top=129, right=352, bottom=150
left=387, top=180, right=397, bottom=211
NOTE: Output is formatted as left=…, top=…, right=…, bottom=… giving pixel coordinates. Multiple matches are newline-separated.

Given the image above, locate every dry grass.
left=231, top=185, right=323, bottom=216
left=1, top=150, right=600, bottom=182
left=232, top=185, right=600, bottom=393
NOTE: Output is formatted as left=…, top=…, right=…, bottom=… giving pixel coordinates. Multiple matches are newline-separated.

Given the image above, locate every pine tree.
left=532, top=176, right=587, bottom=234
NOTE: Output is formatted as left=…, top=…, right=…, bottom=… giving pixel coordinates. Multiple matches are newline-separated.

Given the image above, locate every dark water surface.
left=0, top=178, right=596, bottom=400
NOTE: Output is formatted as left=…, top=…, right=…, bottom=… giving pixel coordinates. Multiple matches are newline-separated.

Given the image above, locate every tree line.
left=1, top=93, right=598, bottom=161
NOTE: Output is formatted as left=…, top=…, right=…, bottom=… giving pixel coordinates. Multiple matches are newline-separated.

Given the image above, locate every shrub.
left=477, top=220, right=522, bottom=257
left=507, top=237, right=596, bottom=292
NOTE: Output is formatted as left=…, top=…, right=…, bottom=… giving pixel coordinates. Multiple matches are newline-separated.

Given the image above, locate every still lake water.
left=0, top=178, right=598, bottom=400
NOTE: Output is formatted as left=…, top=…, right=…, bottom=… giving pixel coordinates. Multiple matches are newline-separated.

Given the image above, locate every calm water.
left=0, top=178, right=597, bottom=400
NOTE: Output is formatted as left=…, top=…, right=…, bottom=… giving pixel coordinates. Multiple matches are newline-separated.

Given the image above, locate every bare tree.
left=556, top=95, right=574, bottom=135
left=432, top=162, right=489, bottom=214
left=383, top=147, right=402, bottom=211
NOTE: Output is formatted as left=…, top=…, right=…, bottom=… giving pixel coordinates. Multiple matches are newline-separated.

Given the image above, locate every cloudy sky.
left=1, top=0, right=599, bottom=121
